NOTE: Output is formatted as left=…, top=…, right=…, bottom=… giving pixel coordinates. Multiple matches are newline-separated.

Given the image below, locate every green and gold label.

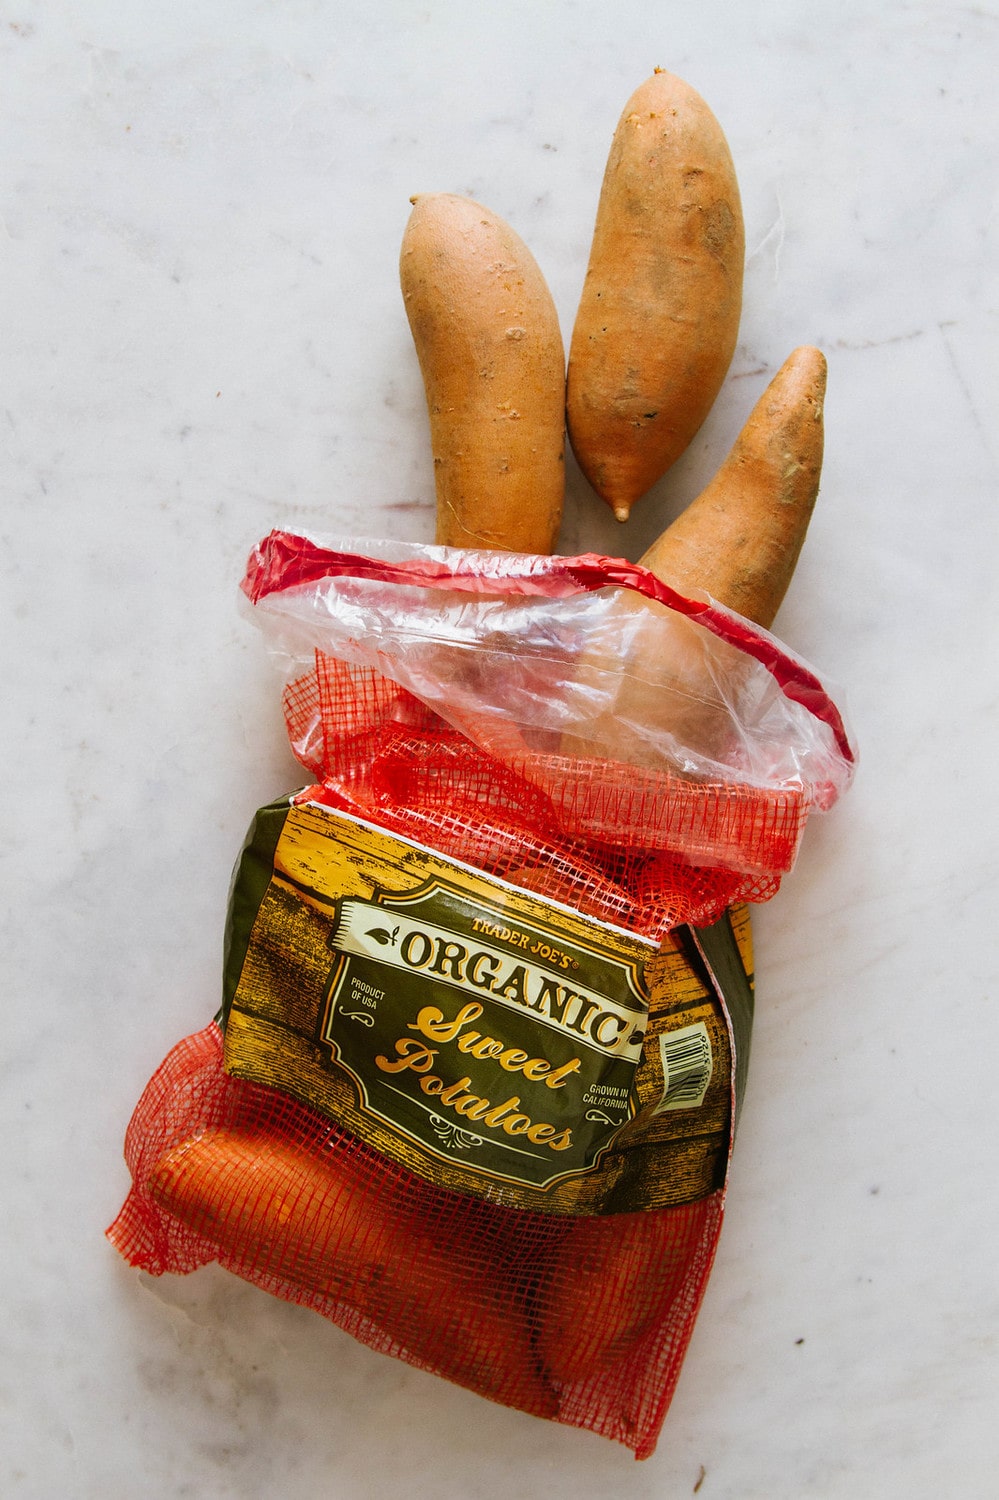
left=221, top=796, right=753, bottom=1215
left=322, top=872, right=650, bottom=1189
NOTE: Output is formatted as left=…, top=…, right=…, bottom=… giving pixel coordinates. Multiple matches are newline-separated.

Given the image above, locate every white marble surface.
left=3, top=2, right=997, bottom=1495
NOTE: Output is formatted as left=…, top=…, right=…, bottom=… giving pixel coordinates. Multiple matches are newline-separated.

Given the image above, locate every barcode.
left=654, top=1022, right=713, bottom=1112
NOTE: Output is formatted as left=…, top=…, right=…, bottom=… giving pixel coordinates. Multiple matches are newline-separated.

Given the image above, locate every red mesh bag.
left=108, top=534, right=854, bottom=1458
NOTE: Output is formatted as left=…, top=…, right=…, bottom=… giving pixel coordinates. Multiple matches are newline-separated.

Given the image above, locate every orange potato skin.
left=559, top=349, right=826, bottom=765
left=148, top=1128, right=556, bottom=1414
left=400, top=193, right=565, bottom=553
left=567, top=70, right=744, bottom=522
left=536, top=1210, right=689, bottom=1384
left=641, top=346, right=827, bottom=628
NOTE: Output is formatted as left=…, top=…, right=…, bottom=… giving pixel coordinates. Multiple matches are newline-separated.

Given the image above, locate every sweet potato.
left=536, top=1210, right=690, bottom=1384
left=567, top=69, right=744, bottom=522
left=641, top=345, right=827, bottom=628
left=559, top=349, right=826, bottom=768
left=148, top=1128, right=555, bottom=1414
left=400, top=193, right=565, bottom=553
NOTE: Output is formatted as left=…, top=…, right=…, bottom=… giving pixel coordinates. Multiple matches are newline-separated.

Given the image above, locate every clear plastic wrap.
left=243, top=531, right=855, bottom=888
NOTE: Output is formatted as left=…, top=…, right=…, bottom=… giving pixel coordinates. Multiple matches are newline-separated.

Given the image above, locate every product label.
left=321, top=875, right=648, bottom=1190
left=221, top=796, right=752, bottom=1215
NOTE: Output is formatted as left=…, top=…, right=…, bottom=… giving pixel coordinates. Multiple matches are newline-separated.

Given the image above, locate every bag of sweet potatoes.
left=108, top=533, right=854, bottom=1458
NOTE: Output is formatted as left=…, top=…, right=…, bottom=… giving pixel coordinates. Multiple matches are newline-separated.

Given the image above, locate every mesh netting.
left=285, top=651, right=790, bottom=943
left=106, top=648, right=779, bottom=1454
left=108, top=1022, right=723, bottom=1456
left=106, top=649, right=751, bottom=1456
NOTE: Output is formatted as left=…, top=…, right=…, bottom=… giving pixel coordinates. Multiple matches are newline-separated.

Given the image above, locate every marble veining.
left=2, top=3, right=997, bottom=1496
